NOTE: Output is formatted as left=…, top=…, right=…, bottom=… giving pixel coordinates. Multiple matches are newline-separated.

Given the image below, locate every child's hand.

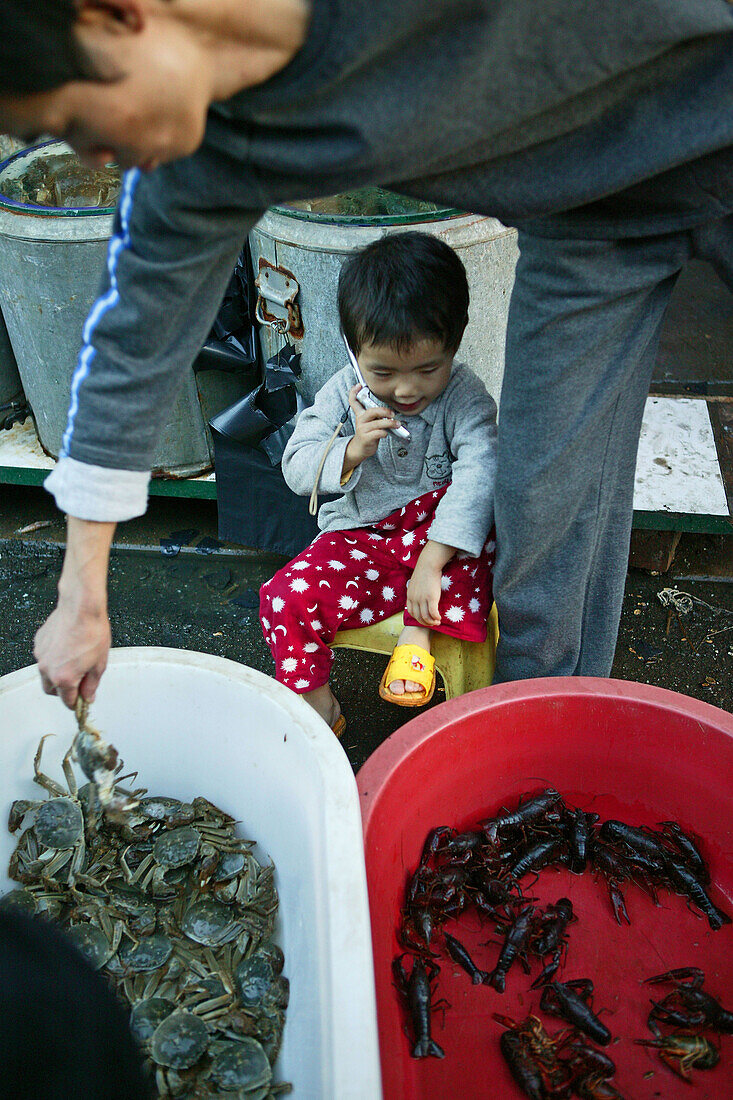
left=406, top=556, right=443, bottom=627
left=407, top=542, right=456, bottom=627
left=343, top=385, right=399, bottom=471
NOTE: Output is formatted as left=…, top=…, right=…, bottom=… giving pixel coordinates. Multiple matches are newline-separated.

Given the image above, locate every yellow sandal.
left=378, top=644, right=436, bottom=707
left=331, top=714, right=346, bottom=738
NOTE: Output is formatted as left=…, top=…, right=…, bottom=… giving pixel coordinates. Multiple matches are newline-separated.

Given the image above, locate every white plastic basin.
left=0, top=648, right=382, bottom=1099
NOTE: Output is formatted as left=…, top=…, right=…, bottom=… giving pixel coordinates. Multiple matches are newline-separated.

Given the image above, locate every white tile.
left=0, top=397, right=725, bottom=509
left=634, top=396, right=728, bottom=515
left=0, top=418, right=53, bottom=469
left=0, top=420, right=216, bottom=481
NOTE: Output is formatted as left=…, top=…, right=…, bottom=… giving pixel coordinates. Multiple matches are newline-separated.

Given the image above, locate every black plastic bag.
left=212, top=434, right=333, bottom=557
left=209, top=343, right=305, bottom=463
left=193, top=244, right=260, bottom=383
left=210, top=344, right=337, bottom=556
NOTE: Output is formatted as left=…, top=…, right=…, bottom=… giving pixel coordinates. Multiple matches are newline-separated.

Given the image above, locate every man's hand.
left=342, top=385, right=399, bottom=475
left=34, top=601, right=111, bottom=708
left=33, top=517, right=116, bottom=708
left=406, top=540, right=457, bottom=627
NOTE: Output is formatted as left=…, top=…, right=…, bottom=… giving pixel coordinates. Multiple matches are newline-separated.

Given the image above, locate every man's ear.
left=76, top=0, right=145, bottom=34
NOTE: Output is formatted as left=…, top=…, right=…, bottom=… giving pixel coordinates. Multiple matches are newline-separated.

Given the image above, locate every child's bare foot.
left=389, top=625, right=432, bottom=697
left=303, top=682, right=342, bottom=729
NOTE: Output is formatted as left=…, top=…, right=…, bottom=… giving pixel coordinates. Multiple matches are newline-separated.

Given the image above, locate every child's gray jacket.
left=282, top=363, right=497, bottom=558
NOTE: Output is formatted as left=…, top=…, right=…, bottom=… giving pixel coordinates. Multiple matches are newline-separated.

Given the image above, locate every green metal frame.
left=146, top=477, right=216, bottom=500
left=0, top=464, right=217, bottom=500
left=632, top=509, right=732, bottom=534
left=1, top=462, right=729, bottom=529
left=0, top=465, right=43, bottom=487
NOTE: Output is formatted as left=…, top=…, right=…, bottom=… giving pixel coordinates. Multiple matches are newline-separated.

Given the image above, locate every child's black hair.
left=338, top=231, right=469, bottom=355
left=0, top=0, right=98, bottom=94
left=0, top=908, right=153, bottom=1098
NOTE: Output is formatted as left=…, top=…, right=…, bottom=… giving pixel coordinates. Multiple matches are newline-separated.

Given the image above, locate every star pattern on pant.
left=260, top=486, right=494, bottom=694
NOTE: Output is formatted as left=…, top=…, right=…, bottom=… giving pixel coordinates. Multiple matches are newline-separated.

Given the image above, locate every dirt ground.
left=1, top=485, right=731, bottom=772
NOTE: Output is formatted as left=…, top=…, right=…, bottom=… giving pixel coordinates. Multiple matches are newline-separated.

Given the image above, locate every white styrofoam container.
left=0, top=648, right=382, bottom=1099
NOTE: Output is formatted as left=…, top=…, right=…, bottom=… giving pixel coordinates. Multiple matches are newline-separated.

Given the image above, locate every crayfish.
left=481, top=788, right=563, bottom=843
left=392, top=789, right=728, bottom=1074
left=528, top=897, right=575, bottom=987
left=494, top=1014, right=570, bottom=1099
left=560, top=1035, right=616, bottom=1085
left=564, top=808, right=599, bottom=876
left=589, top=835, right=661, bottom=926
left=540, top=979, right=611, bottom=1046
left=664, top=858, right=732, bottom=931
left=645, top=967, right=733, bottom=1036
left=495, top=1015, right=625, bottom=1100
left=635, top=1033, right=719, bottom=1082
left=392, top=953, right=445, bottom=1059
left=659, top=821, right=709, bottom=884
left=401, top=826, right=481, bottom=936
left=596, top=818, right=730, bottom=930
left=489, top=904, right=534, bottom=992
left=443, top=931, right=489, bottom=985
left=575, top=1076, right=626, bottom=1100
left=634, top=967, right=729, bottom=1083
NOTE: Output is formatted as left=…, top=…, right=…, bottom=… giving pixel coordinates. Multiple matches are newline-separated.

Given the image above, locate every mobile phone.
left=342, top=334, right=411, bottom=442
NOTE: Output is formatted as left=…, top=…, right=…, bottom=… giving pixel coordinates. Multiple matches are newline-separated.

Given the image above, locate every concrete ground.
left=1, top=483, right=732, bottom=773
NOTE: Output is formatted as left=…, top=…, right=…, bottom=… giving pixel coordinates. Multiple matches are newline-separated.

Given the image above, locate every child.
left=260, top=232, right=497, bottom=735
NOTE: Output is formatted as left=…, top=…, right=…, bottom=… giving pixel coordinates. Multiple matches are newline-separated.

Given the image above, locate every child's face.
left=357, top=337, right=455, bottom=418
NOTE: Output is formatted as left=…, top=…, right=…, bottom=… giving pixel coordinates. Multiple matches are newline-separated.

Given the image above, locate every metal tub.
left=0, top=141, right=250, bottom=476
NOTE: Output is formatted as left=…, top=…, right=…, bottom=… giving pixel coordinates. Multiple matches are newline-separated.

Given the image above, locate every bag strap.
left=308, top=406, right=352, bottom=516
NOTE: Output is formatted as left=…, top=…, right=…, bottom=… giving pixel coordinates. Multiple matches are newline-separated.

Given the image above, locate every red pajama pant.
left=260, top=487, right=495, bottom=693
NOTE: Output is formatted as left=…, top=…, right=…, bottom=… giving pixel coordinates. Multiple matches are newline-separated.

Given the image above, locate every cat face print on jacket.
left=425, top=451, right=452, bottom=485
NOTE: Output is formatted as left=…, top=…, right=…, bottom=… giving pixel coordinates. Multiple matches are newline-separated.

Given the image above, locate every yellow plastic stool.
left=332, top=604, right=498, bottom=701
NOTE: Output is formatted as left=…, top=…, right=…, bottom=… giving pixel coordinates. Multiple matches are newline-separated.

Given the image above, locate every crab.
left=4, top=729, right=293, bottom=1098
left=6, top=735, right=89, bottom=887
left=207, top=1037, right=273, bottom=1095
left=73, top=698, right=139, bottom=818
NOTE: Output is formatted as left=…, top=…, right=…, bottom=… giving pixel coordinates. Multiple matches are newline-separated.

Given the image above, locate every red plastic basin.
left=357, top=678, right=733, bottom=1099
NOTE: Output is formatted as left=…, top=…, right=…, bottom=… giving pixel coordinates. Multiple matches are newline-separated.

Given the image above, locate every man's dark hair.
left=0, top=0, right=95, bottom=94
left=338, top=231, right=469, bottom=355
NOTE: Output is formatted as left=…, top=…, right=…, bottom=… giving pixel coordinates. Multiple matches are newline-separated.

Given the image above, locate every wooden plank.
left=634, top=396, right=728, bottom=517
left=708, top=400, right=733, bottom=520
left=628, top=530, right=682, bottom=573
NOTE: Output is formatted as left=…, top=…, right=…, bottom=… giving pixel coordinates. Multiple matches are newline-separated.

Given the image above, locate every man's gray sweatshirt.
left=43, top=0, right=733, bottom=522
left=282, top=363, right=497, bottom=557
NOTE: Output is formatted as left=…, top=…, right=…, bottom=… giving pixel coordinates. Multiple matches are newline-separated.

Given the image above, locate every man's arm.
left=37, top=146, right=265, bottom=705
left=34, top=517, right=114, bottom=707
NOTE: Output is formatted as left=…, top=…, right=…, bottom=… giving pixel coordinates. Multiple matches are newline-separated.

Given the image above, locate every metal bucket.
left=0, top=134, right=26, bottom=162
left=0, top=308, right=22, bottom=406
left=249, top=192, right=518, bottom=405
left=0, top=139, right=30, bottom=414
left=0, top=141, right=250, bottom=476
